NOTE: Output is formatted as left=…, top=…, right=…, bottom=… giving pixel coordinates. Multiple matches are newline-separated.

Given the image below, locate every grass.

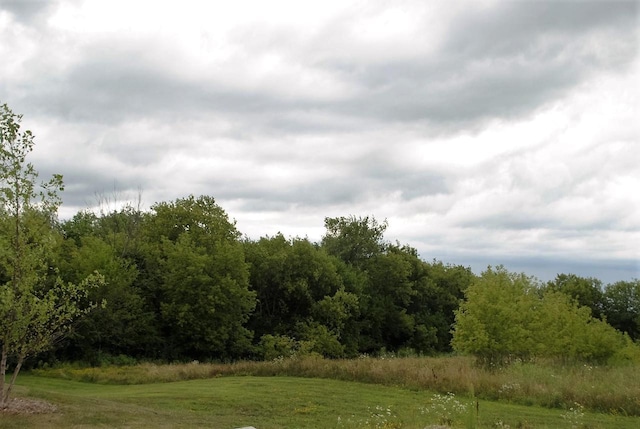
left=33, top=355, right=640, bottom=415
left=6, top=373, right=640, bottom=428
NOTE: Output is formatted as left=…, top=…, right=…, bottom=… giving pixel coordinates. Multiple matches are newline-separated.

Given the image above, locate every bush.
left=452, top=266, right=632, bottom=364
left=259, top=334, right=298, bottom=360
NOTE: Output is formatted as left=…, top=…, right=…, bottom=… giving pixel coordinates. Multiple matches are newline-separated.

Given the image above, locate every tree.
left=359, top=247, right=417, bottom=352
left=0, top=103, right=103, bottom=407
left=452, top=266, right=633, bottom=365
left=407, top=260, right=474, bottom=353
left=533, top=290, right=628, bottom=362
left=141, top=195, right=256, bottom=360
left=451, top=266, right=540, bottom=364
left=321, top=215, right=387, bottom=266
left=603, top=280, right=639, bottom=341
left=55, top=235, right=158, bottom=362
left=245, top=235, right=343, bottom=335
left=545, top=274, right=604, bottom=319
left=244, top=234, right=354, bottom=357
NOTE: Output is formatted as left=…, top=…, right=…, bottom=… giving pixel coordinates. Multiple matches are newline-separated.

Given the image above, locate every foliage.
left=452, top=266, right=541, bottom=363
left=143, top=195, right=256, bottom=360
left=452, top=266, right=634, bottom=365
left=546, top=273, right=605, bottom=319
left=244, top=235, right=344, bottom=339
left=259, top=334, right=299, bottom=360
left=0, top=103, right=102, bottom=407
left=322, top=215, right=388, bottom=266
left=602, top=279, right=639, bottom=341
left=1, top=106, right=633, bottom=374
left=55, top=234, right=158, bottom=363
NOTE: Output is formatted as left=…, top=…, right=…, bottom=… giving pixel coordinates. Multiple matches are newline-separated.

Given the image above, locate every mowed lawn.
left=3, top=374, right=639, bottom=429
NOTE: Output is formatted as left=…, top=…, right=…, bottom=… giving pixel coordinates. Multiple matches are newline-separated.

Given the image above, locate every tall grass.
left=32, top=356, right=640, bottom=416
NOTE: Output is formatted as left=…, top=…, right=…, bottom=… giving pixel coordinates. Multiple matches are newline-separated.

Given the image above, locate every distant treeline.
left=21, top=195, right=639, bottom=365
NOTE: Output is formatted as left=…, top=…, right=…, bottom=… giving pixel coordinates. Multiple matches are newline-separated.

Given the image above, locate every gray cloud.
left=328, top=1, right=637, bottom=128
left=0, top=0, right=59, bottom=23
left=444, top=1, right=637, bottom=57
left=1, top=0, right=638, bottom=282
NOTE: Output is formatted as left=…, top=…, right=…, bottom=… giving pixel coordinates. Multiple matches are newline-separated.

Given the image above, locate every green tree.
left=451, top=266, right=540, bottom=364
left=408, top=260, right=474, bottom=353
left=0, top=103, right=102, bottom=406
left=533, top=290, right=627, bottom=362
left=452, top=266, right=633, bottom=365
left=320, top=217, right=473, bottom=355
left=244, top=234, right=350, bottom=356
left=55, top=235, right=158, bottom=362
left=321, top=215, right=387, bottom=266
left=359, top=247, right=417, bottom=352
left=142, top=195, right=255, bottom=360
left=603, top=280, right=639, bottom=341
left=311, top=286, right=360, bottom=355
left=545, top=274, right=604, bottom=319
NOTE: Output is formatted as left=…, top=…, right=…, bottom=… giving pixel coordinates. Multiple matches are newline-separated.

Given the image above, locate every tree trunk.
left=0, top=344, right=7, bottom=408
left=4, top=354, right=25, bottom=405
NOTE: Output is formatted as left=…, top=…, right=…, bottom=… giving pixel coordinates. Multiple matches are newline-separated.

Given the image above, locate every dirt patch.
left=1, top=397, right=58, bottom=415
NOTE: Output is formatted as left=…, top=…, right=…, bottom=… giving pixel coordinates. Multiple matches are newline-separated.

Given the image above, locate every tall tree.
left=603, top=280, right=639, bottom=341
left=407, top=259, right=474, bottom=353
left=321, top=216, right=387, bottom=266
left=56, top=235, right=158, bottom=362
left=245, top=234, right=343, bottom=338
left=141, top=195, right=256, bottom=360
left=545, top=274, right=604, bottom=319
left=0, top=103, right=102, bottom=407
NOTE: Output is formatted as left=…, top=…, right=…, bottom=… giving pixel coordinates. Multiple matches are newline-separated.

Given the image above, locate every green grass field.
left=4, top=371, right=640, bottom=428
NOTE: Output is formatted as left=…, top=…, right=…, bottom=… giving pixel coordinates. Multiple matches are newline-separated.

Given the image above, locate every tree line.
left=49, top=197, right=638, bottom=365
left=1, top=103, right=639, bottom=383
left=53, top=199, right=477, bottom=363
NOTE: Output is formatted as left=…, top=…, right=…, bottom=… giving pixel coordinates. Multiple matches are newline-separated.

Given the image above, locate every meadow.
left=2, top=355, right=638, bottom=428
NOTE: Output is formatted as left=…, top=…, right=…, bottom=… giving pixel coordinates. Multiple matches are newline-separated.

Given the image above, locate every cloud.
left=0, top=0, right=62, bottom=24
left=1, top=0, right=638, bottom=282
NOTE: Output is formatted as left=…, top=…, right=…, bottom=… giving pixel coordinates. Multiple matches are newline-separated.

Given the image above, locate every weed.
left=337, top=405, right=402, bottom=428
left=561, top=402, right=585, bottom=428
left=420, top=392, right=468, bottom=426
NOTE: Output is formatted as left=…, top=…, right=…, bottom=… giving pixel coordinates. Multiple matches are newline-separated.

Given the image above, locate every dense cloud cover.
left=1, top=0, right=638, bottom=282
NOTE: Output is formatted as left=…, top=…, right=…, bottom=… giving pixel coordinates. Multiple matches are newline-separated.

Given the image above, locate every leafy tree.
left=603, top=280, right=639, bottom=341
left=142, top=195, right=256, bottom=360
left=321, top=215, right=387, bottom=266
left=453, top=266, right=634, bottom=365
left=244, top=234, right=351, bottom=356
left=545, top=274, right=604, bottom=319
left=55, top=235, right=158, bottom=362
left=359, top=247, right=417, bottom=352
left=408, top=260, right=474, bottom=353
left=451, top=266, right=540, bottom=364
left=533, top=290, right=628, bottom=362
left=245, top=235, right=343, bottom=335
left=296, top=322, right=345, bottom=358
left=320, top=218, right=474, bottom=355
left=0, top=103, right=102, bottom=406
left=311, top=286, right=360, bottom=355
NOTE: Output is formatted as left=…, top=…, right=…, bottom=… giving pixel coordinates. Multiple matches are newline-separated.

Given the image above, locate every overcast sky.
left=1, top=0, right=638, bottom=283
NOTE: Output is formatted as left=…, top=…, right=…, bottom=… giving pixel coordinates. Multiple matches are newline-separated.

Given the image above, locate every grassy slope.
left=3, top=374, right=639, bottom=429
left=32, top=356, right=640, bottom=415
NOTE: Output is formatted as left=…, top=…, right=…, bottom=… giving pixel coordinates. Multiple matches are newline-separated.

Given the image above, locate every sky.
left=0, top=0, right=638, bottom=284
